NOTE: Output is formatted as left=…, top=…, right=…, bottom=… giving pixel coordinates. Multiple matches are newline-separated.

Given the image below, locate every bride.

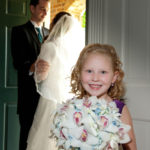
left=26, top=11, right=84, bottom=150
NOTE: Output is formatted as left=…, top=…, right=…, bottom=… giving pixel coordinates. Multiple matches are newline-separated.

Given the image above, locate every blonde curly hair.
left=70, top=43, right=125, bottom=100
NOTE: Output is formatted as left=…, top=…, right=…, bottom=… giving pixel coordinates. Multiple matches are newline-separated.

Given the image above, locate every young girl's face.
left=80, top=52, right=118, bottom=99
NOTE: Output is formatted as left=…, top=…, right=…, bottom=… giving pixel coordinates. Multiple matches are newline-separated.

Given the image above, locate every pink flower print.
left=101, top=116, right=108, bottom=128
left=60, top=128, right=66, bottom=139
left=73, top=112, right=82, bottom=125
left=61, top=104, right=68, bottom=111
left=80, top=129, right=88, bottom=142
left=106, top=144, right=113, bottom=150
left=118, top=128, right=125, bottom=139
left=83, top=97, right=91, bottom=108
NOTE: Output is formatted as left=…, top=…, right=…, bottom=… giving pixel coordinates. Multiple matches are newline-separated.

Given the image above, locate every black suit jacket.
left=11, top=21, right=49, bottom=116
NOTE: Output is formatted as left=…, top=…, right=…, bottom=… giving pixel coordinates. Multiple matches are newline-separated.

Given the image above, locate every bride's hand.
left=35, top=59, right=50, bottom=81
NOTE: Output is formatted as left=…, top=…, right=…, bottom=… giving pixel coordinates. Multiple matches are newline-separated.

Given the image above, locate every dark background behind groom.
left=11, top=0, right=50, bottom=149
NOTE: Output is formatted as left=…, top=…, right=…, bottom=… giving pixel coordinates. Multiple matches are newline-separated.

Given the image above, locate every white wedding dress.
left=26, top=15, right=84, bottom=150
left=26, top=97, right=57, bottom=150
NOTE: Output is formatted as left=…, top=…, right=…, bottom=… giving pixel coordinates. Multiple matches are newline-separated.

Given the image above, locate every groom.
left=11, top=0, right=50, bottom=149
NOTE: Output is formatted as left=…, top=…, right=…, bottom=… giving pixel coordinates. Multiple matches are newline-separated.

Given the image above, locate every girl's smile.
left=89, top=83, right=102, bottom=90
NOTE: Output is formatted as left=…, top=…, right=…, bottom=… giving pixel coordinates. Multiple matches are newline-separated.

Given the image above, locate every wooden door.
left=0, top=0, right=30, bottom=149
left=86, top=0, right=150, bottom=149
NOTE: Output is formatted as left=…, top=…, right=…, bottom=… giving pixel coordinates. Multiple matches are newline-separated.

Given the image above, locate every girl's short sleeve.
left=114, top=100, right=125, bottom=114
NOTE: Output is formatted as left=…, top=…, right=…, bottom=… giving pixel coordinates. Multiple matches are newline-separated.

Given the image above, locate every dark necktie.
left=36, top=27, right=43, bottom=43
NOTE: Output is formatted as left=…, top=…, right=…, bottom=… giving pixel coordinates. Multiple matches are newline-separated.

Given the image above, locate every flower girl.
left=51, top=43, right=137, bottom=150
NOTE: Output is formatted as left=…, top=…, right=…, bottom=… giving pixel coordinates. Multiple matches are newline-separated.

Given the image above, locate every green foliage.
left=82, top=11, right=86, bottom=28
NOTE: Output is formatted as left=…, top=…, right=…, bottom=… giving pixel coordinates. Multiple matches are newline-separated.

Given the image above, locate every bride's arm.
left=34, top=42, right=56, bottom=83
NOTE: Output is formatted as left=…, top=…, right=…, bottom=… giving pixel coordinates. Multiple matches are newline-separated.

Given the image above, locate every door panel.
left=0, top=0, right=30, bottom=149
left=6, top=26, right=17, bottom=87
left=86, top=0, right=150, bottom=149
left=5, top=103, right=20, bottom=150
